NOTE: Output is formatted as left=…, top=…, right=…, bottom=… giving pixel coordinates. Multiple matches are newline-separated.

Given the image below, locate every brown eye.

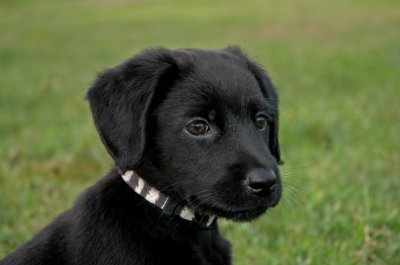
left=255, top=115, right=268, bottom=130
left=187, top=120, right=210, bottom=135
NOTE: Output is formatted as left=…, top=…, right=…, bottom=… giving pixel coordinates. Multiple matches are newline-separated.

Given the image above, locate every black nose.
left=246, top=169, right=277, bottom=196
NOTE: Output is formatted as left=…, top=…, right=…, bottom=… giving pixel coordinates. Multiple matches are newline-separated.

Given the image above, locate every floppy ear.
left=87, top=48, right=180, bottom=172
left=224, top=46, right=283, bottom=165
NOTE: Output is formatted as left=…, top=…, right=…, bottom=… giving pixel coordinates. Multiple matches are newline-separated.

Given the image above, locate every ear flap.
left=87, top=48, right=179, bottom=171
left=224, top=46, right=283, bottom=165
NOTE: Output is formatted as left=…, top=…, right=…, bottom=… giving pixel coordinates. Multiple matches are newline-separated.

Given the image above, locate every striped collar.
left=121, top=170, right=217, bottom=227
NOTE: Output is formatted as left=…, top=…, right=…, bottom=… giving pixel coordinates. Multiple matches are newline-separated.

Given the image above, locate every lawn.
left=0, top=0, right=399, bottom=264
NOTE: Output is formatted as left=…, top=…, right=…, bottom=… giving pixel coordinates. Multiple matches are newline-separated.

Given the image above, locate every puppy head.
left=87, top=47, right=282, bottom=221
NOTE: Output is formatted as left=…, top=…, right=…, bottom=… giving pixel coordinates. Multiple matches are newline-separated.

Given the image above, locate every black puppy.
left=1, top=47, right=283, bottom=265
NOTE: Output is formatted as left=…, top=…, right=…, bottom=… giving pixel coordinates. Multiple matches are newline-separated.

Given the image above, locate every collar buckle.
left=162, top=199, right=183, bottom=216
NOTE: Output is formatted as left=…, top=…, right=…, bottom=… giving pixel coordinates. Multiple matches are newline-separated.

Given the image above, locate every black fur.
left=1, top=47, right=282, bottom=265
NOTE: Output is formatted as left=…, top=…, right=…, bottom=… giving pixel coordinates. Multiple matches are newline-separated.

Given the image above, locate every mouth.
left=187, top=195, right=279, bottom=222
left=208, top=204, right=270, bottom=221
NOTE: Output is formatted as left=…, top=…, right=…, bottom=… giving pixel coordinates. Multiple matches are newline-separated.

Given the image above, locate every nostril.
left=246, top=169, right=277, bottom=196
left=269, top=183, right=277, bottom=192
left=248, top=182, right=267, bottom=193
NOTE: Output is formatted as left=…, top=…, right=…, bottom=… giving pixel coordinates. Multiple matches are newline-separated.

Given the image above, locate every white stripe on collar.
left=121, top=170, right=216, bottom=227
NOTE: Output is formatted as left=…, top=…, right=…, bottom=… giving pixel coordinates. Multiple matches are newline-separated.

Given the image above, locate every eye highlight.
left=186, top=120, right=210, bottom=136
left=255, top=115, right=269, bottom=130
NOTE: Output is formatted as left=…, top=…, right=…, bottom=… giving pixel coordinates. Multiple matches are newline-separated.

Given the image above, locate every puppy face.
left=88, top=47, right=282, bottom=221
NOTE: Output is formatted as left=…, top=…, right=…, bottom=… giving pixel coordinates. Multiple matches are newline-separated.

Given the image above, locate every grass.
left=1, top=0, right=399, bottom=264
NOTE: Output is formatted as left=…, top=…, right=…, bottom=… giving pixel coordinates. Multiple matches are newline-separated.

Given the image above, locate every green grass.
left=1, top=0, right=399, bottom=264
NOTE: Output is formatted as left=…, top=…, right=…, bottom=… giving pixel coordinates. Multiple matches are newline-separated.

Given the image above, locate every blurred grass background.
left=1, top=0, right=399, bottom=264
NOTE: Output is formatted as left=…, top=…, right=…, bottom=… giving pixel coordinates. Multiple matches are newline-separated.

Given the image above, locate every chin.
left=190, top=196, right=281, bottom=222
left=214, top=204, right=271, bottom=222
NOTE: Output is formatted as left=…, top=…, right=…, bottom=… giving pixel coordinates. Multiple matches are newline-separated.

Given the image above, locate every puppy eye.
left=186, top=120, right=210, bottom=136
left=255, top=115, right=268, bottom=130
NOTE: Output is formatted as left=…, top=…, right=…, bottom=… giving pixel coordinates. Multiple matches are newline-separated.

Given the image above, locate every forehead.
left=165, top=61, right=273, bottom=117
